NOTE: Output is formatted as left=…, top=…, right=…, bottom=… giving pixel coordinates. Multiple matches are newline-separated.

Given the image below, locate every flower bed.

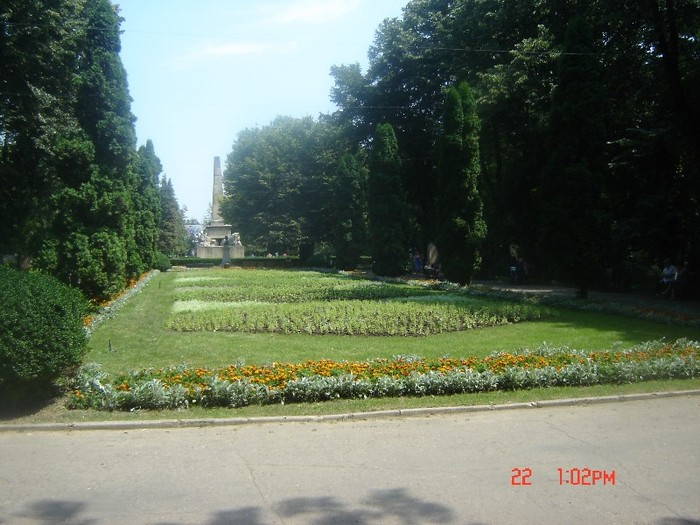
left=68, top=339, right=700, bottom=411
left=168, top=298, right=549, bottom=336
left=167, top=270, right=551, bottom=336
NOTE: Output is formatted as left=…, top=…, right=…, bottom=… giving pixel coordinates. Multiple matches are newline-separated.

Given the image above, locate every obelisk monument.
left=196, top=157, right=244, bottom=259
left=212, top=156, right=225, bottom=224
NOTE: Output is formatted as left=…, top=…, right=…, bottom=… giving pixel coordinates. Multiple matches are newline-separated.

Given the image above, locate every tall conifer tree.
left=0, top=0, right=84, bottom=268
left=435, top=82, right=486, bottom=285
left=333, top=153, right=366, bottom=270
left=158, top=176, right=188, bottom=256
left=133, top=140, right=163, bottom=268
left=44, top=0, right=139, bottom=300
left=368, top=123, right=409, bottom=276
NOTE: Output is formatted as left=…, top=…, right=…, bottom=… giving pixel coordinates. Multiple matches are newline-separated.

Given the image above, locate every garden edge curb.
left=2, top=389, right=699, bottom=433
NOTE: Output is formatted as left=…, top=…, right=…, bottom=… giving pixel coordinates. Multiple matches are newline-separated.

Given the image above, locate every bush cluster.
left=0, top=266, right=88, bottom=397
left=153, top=252, right=172, bottom=272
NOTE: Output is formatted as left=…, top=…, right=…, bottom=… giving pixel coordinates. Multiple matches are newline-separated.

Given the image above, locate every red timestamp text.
left=510, top=467, right=616, bottom=486
left=558, top=468, right=616, bottom=486
left=510, top=467, right=533, bottom=486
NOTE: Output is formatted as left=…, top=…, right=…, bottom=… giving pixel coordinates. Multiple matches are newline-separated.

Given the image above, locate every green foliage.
left=168, top=298, right=549, bottom=336
left=368, top=123, right=410, bottom=277
left=0, top=0, right=85, bottom=263
left=305, top=243, right=334, bottom=268
left=333, top=154, right=367, bottom=269
left=172, top=269, right=430, bottom=302
left=158, top=176, right=189, bottom=256
left=168, top=268, right=549, bottom=336
left=153, top=252, right=172, bottom=272
left=222, top=116, right=344, bottom=255
left=0, top=0, right=170, bottom=303
left=436, top=82, right=487, bottom=285
left=84, top=268, right=700, bottom=387
left=0, top=266, right=88, bottom=395
left=82, top=229, right=129, bottom=301
left=537, top=16, right=608, bottom=298
left=133, top=140, right=163, bottom=269
left=330, top=0, right=700, bottom=293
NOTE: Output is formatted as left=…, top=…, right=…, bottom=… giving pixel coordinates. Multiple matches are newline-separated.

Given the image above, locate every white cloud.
left=172, top=40, right=300, bottom=69
left=262, top=0, right=363, bottom=25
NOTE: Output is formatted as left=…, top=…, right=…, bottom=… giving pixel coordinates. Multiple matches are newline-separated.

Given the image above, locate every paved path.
left=1, top=394, right=699, bottom=524
left=475, top=280, right=700, bottom=316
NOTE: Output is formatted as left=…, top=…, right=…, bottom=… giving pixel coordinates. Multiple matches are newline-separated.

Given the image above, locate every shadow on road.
left=8, top=493, right=700, bottom=524
left=7, top=489, right=472, bottom=525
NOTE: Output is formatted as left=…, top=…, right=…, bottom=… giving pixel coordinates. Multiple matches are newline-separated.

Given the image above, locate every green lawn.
left=4, top=267, right=700, bottom=423
left=87, top=269, right=700, bottom=373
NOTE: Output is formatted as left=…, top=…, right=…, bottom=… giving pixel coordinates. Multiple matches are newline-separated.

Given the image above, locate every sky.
left=117, top=0, right=409, bottom=222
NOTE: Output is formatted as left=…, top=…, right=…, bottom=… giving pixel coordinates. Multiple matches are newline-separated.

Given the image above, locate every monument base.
left=196, top=245, right=245, bottom=259
left=204, top=223, right=232, bottom=241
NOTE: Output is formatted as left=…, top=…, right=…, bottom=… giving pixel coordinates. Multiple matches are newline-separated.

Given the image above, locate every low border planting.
left=67, top=339, right=700, bottom=411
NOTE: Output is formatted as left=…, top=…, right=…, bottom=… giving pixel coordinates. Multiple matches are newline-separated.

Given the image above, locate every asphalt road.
left=1, top=394, right=699, bottom=525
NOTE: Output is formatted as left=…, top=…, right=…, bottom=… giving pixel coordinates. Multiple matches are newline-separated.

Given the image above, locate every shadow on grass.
left=0, top=383, right=65, bottom=421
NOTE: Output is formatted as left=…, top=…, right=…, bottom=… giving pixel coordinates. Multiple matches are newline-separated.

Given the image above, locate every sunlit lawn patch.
left=173, top=270, right=439, bottom=303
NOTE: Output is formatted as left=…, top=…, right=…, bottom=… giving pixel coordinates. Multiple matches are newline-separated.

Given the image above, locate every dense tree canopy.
left=368, top=123, right=410, bottom=277
left=158, top=175, right=189, bottom=257
left=537, top=16, right=609, bottom=298
left=221, top=116, right=344, bottom=257
left=436, top=82, right=486, bottom=285
left=326, top=0, right=699, bottom=289
left=218, top=0, right=699, bottom=291
left=333, top=153, right=366, bottom=270
left=1, top=1, right=183, bottom=301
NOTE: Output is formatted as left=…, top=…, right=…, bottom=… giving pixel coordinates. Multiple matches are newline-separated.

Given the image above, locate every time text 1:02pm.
left=511, top=467, right=616, bottom=486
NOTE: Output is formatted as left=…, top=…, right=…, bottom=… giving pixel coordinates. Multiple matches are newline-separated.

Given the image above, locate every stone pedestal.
left=195, top=244, right=245, bottom=259
left=205, top=223, right=232, bottom=241
left=195, top=245, right=223, bottom=259
left=231, top=244, right=245, bottom=258
left=195, top=230, right=245, bottom=260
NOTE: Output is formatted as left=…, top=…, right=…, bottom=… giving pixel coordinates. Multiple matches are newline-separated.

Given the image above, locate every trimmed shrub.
left=153, top=252, right=172, bottom=272
left=0, top=266, right=88, bottom=397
